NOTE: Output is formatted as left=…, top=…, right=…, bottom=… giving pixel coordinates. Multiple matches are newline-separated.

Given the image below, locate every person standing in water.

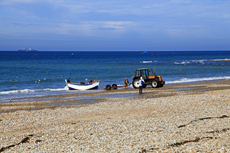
left=139, top=77, right=145, bottom=94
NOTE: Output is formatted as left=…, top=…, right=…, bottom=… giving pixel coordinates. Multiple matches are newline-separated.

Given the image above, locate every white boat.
left=65, top=79, right=99, bottom=90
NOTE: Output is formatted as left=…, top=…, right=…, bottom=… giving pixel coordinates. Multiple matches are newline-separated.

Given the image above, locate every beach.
left=1, top=80, right=230, bottom=152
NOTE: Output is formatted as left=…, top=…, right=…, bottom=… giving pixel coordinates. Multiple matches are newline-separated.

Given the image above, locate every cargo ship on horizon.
left=18, top=48, right=37, bottom=51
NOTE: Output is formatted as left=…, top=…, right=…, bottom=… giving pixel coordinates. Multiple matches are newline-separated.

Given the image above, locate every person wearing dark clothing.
left=138, top=77, right=145, bottom=94
left=67, top=78, right=71, bottom=83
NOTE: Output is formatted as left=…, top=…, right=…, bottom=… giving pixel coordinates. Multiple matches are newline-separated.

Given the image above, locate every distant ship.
left=18, top=48, right=37, bottom=51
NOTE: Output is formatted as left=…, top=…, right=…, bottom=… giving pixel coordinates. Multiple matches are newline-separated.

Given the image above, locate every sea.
left=1, top=51, right=230, bottom=102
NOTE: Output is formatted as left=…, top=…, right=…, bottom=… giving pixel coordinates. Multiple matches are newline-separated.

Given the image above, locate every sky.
left=0, top=0, right=230, bottom=51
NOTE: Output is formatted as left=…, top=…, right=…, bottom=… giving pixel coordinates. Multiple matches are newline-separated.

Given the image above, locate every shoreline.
left=1, top=79, right=230, bottom=114
left=0, top=78, right=229, bottom=102
left=1, top=79, right=230, bottom=152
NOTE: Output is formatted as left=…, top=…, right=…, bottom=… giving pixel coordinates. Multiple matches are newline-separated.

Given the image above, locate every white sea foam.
left=140, top=61, right=157, bottom=63
left=0, top=88, right=66, bottom=95
left=166, top=76, right=230, bottom=84
left=174, top=60, right=206, bottom=65
left=192, top=60, right=206, bottom=64
left=174, top=61, right=191, bottom=65
left=210, top=58, right=230, bottom=62
left=174, top=58, right=230, bottom=65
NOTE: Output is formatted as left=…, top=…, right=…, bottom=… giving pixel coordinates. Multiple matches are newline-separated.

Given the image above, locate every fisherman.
left=124, top=78, right=129, bottom=89
left=67, top=78, right=71, bottom=83
left=139, top=77, right=145, bottom=94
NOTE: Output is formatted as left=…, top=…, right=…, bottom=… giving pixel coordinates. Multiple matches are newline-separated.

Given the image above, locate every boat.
left=141, top=51, right=148, bottom=54
left=65, top=79, right=100, bottom=90
left=18, top=48, right=37, bottom=51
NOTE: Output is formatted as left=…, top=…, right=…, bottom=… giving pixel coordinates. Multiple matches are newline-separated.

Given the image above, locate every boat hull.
left=65, top=79, right=99, bottom=90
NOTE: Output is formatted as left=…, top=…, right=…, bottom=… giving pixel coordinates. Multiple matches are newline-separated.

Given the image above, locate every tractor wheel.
left=132, top=79, right=139, bottom=89
left=106, top=84, right=111, bottom=90
left=151, top=81, right=158, bottom=88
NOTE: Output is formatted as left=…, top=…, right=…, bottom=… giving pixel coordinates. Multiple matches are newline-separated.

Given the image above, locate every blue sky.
left=0, top=0, right=230, bottom=51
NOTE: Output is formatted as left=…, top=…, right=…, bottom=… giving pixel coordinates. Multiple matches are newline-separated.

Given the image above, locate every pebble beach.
left=1, top=80, right=230, bottom=152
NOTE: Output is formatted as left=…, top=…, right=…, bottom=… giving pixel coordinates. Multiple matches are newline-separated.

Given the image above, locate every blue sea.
left=1, top=51, right=230, bottom=102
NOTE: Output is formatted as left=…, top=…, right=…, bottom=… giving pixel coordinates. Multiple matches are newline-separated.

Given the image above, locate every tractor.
left=132, top=68, right=165, bottom=89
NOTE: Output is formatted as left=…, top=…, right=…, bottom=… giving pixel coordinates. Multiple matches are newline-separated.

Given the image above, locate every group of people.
left=124, top=77, right=145, bottom=94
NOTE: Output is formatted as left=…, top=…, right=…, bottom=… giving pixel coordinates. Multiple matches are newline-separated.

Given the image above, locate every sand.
left=1, top=80, right=230, bottom=152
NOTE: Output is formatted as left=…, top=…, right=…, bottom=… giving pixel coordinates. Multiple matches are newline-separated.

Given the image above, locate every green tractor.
left=132, top=68, right=165, bottom=89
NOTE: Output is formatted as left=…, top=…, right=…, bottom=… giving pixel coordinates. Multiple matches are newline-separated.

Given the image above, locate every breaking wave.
left=174, top=59, right=230, bottom=65
left=166, top=76, right=230, bottom=84
left=0, top=88, right=66, bottom=95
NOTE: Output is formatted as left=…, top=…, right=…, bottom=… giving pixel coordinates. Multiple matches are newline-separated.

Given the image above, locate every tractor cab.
left=134, top=68, right=155, bottom=80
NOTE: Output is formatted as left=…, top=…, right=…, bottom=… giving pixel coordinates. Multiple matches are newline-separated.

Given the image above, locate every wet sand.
left=1, top=80, right=229, bottom=113
left=1, top=80, right=230, bottom=152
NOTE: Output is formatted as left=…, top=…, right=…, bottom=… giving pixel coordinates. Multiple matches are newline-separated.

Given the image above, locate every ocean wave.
left=209, top=59, right=230, bottom=62
left=140, top=61, right=157, bottom=63
left=174, top=60, right=206, bottom=65
left=0, top=88, right=66, bottom=95
left=166, top=76, right=230, bottom=84
left=174, top=61, right=191, bottom=65
left=174, top=59, right=230, bottom=65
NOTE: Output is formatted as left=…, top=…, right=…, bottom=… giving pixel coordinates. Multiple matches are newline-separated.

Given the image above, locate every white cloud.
left=1, top=0, right=230, bottom=49
left=49, top=21, right=133, bottom=37
left=102, top=21, right=131, bottom=30
left=52, top=23, right=94, bottom=36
